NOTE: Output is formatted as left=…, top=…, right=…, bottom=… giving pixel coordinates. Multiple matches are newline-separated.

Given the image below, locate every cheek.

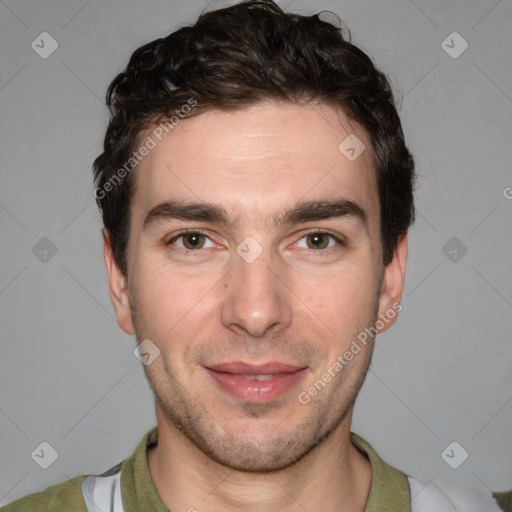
left=132, top=260, right=217, bottom=338
left=295, top=264, right=377, bottom=323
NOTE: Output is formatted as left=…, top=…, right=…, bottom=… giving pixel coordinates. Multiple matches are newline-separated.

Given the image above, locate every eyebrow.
left=142, top=198, right=368, bottom=232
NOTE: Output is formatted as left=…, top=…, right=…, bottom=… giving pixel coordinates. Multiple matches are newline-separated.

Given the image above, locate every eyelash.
left=166, top=229, right=345, bottom=255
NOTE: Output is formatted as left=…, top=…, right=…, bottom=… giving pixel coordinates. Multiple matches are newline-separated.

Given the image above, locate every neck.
left=147, top=404, right=372, bottom=512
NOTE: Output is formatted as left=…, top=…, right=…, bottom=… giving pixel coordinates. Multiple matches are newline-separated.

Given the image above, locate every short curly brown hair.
left=93, top=0, right=415, bottom=277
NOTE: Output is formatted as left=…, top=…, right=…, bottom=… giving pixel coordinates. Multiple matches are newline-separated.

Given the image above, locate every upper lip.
left=205, top=362, right=306, bottom=375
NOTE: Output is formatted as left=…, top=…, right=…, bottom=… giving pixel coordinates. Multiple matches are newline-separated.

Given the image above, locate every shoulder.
left=0, top=427, right=156, bottom=512
left=0, top=474, right=88, bottom=512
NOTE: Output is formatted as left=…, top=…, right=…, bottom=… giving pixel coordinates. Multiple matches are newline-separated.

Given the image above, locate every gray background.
left=1, top=0, right=511, bottom=508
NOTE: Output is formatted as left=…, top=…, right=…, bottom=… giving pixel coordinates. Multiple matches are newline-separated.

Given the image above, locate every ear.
left=103, top=229, right=135, bottom=335
left=376, top=233, right=408, bottom=334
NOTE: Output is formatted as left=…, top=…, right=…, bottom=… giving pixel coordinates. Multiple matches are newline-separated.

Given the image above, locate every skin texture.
left=104, top=101, right=408, bottom=512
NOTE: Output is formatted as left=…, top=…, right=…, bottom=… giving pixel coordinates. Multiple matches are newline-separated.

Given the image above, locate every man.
left=2, top=1, right=459, bottom=510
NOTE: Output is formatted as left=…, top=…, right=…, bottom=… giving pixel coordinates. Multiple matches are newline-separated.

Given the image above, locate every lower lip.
left=204, top=368, right=308, bottom=402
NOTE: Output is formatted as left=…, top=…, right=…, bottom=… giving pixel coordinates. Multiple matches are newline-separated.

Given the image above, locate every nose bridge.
left=221, top=246, right=292, bottom=337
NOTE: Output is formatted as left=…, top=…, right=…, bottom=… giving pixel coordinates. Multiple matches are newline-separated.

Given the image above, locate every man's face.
left=106, top=101, right=406, bottom=472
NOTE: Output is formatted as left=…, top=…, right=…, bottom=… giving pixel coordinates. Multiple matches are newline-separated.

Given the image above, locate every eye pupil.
left=308, top=233, right=328, bottom=249
left=183, top=233, right=204, bottom=249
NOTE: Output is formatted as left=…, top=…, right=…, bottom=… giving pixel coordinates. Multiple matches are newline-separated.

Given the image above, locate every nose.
left=220, top=249, right=293, bottom=338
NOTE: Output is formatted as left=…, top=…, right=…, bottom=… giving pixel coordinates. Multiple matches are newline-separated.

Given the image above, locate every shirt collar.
left=350, top=432, right=411, bottom=512
left=120, top=427, right=410, bottom=512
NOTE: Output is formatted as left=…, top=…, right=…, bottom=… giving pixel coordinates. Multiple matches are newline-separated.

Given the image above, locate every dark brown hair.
left=93, top=0, right=415, bottom=276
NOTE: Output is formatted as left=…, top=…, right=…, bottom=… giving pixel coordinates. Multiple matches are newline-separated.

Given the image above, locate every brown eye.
left=181, top=232, right=206, bottom=249
left=305, top=232, right=331, bottom=249
left=168, top=231, right=214, bottom=251
left=294, top=231, right=344, bottom=252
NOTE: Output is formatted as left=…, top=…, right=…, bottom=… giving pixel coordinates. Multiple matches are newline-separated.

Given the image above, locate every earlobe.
left=103, top=230, right=135, bottom=335
left=377, top=234, right=408, bottom=334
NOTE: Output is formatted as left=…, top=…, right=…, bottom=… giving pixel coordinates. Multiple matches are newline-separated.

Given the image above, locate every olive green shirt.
left=1, top=427, right=412, bottom=512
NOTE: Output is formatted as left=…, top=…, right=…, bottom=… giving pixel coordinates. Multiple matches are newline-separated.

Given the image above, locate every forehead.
left=131, top=101, right=379, bottom=230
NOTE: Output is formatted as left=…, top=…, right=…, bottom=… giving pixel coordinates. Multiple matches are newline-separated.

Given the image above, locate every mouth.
left=203, top=361, right=308, bottom=403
